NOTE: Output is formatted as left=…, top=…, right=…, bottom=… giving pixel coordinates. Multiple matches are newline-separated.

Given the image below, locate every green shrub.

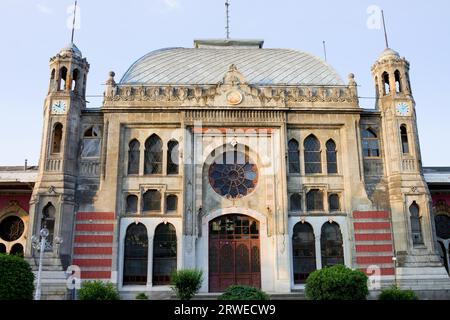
left=136, top=292, right=149, bottom=300
left=170, top=269, right=203, bottom=300
left=77, top=280, right=120, bottom=300
left=0, top=254, right=35, bottom=300
left=378, top=287, right=418, bottom=300
left=218, top=285, right=270, bottom=300
left=305, top=265, right=368, bottom=300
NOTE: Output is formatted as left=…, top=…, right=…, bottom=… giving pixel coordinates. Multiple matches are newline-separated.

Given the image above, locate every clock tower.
left=371, top=48, right=446, bottom=286
left=25, top=43, right=89, bottom=284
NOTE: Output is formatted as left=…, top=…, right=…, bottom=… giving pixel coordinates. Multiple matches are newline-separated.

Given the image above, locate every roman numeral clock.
left=51, top=100, right=67, bottom=115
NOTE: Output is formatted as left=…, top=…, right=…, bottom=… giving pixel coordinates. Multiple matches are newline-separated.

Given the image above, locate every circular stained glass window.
left=209, top=150, right=258, bottom=199
left=0, top=216, right=25, bottom=242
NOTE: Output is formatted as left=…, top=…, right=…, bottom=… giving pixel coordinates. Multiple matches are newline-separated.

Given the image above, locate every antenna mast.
left=225, top=0, right=230, bottom=39
left=71, top=0, right=78, bottom=44
left=381, top=10, right=389, bottom=48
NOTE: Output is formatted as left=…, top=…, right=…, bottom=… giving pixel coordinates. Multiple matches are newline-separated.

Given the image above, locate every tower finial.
left=225, top=0, right=230, bottom=39
left=70, top=0, right=78, bottom=44
left=381, top=10, right=389, bottom=49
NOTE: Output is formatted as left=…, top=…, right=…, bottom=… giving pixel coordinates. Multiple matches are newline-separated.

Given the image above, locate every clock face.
left=51, top=100, right=67, bottom=114
left=396, top=102, right=411, bottom=116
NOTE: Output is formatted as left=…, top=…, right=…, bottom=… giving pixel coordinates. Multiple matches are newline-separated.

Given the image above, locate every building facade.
left=17, top=38, right=450, bottom=298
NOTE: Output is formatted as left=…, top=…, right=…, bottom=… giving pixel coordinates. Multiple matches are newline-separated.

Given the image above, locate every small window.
left=72, top=69, right=79, bottom=92
left=290, top=193, right=302, bottom=212
left=329, top=194, right=340, bottom=212
left=304, top=135, right=322, bottom=174
left=288, top=139, right=300, bottom=174
left=362, top=128, right=380, bottom=158
left=166, top=195, right=178, bottom=213
left=52, top=123, right=63, bottom=154
left=326, top=139, right=338, bottom=174
left=410, top=202, right=423, bottom=245
left=126, top=195, right=138, bottom=214
left=143, top=190, right=161, bottom=212
left=167, top=140, right=179, bottom=175
left=400, top=125, right=409, bottom=154
left=59, top=67, right=68, bottom=91
left=41, top=203, right=55, bottom=249
left=306, top=189, right=324, bottom=212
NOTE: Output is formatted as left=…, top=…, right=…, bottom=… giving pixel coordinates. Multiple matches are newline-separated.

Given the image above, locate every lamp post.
left=31, top=228, right=62, bottom=300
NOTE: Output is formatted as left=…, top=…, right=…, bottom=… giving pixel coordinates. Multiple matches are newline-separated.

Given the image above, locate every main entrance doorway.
left=209, top=215, right=261, bottom=292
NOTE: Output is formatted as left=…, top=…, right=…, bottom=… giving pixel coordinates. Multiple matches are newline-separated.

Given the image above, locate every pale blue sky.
left=0, top=0, right=449, bottom=166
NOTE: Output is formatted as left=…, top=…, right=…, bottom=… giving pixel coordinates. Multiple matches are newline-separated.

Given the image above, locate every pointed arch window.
left=321, top=222, right=344, bottom=268
left=410, top=202, right=424, bottom=245
left=167, top=140, right=179, bottom=175
left=72, top=68, right=79, bottom=92
left=41, top=203, right=55, bottom=250
left=153, top=223, right=177, bottom=285
left=52, top=123, right=63, bottom=154
left=143, top=190, right=161, bottom=212
left=288, top=139, right=300, bottom=174
left=362, top=128, right=380, bottom=158
left=394, top=70, right=402, bottom=93
left=292, top=222, right=316, bottom=284
left=304, top=135, right=321, bottom=174
left=306, top=189, right=324, bottom=212
left=382, top=72, right=390, bottom=95
left=326, top=139, right=338, bottom=174
left=59, top=67, right=68, bottom=91
left=144, top=135, right=163, bottom=175
left=128, top=139, right=140, bottom=175
left=123, top=223, right=148, bottom=285
left=400, top=125, right=410, bottom=154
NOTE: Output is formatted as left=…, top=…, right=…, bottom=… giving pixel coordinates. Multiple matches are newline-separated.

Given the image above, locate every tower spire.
left=381, top=10, right=389, bottom=49
left=70, top=0, right=78, bottom=44
left=225, top=0, right=230, bottom=39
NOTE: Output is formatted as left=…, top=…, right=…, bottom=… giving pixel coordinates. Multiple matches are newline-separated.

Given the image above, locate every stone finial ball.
left=109, top=71, right=115, bottom=78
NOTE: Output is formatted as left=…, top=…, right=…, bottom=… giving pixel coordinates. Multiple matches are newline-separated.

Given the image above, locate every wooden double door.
left=209, top=215, right=261, bottom=292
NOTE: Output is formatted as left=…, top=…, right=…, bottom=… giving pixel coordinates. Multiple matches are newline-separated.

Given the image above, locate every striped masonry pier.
left=72, top=212, right=115, bottom=280
left=353, top=211, right=395, bottom=276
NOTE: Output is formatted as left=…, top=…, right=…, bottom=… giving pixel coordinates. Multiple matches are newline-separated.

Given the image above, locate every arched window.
left=400, top=125, right=409, bottom=154
left=59, top=66, right=68, bottom=91
left=394, top=70, right=402, bottom=93
left=326, top=139, right=338, bottom=174
left=410, top=202, right=424, bottom=245
left=304, top=135, right=321, bottom=174
left=0, top=243, right=5, bottom=254
left=128, top=139, right=140, bottom=175
left=10, top=244, right=24, bottom=257
left=81, top=126, right=101, bottom=158
left=143, top=190, right=161, bottom=212
left=329, top=194, right=340, bottom=212
left=49, top=69, right=56, bottom=92
left=153, top=223, right=177, bottom=285
left=306, top=189, right=323, bottom=212
left=52, top=123, right=63, bottom=154
left=166, top=195, right=178, bottom=213
left=382, top=72, right=390, bottom=95
left=72, top=68, right=79, bottom=92
left=41, top=203, right=55, bottom=249
left=125, top=195, right=138, bottom=214
left=290, top=193, right=302, bottom=212
left=292, top=222, right=316, bottom=284
left=123, top=223, right=148, bottom=285
left=321, top=222, right=344, bottom=268
left=362, top=128, right=380, bottom=158
left=167, top=140, right=179, bottom=175
left=288, top=139, right=300, bottom=174
left=144, top=135, right=163, bottom=175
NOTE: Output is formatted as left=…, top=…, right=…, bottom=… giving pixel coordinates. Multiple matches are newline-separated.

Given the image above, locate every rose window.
left=208, top=150, right=258, bottom=199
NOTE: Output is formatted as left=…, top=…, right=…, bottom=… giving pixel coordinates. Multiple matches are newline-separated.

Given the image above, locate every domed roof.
left=378, top=48, right=400, bottom=60
left=59, top=43, right=82, bottom=58
left=120, top=41, right=344, bottom=86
